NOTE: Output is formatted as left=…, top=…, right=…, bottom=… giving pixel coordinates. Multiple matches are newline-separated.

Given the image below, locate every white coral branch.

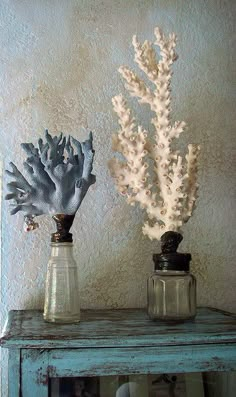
left=118, top=66, right=155, bottom=108
left=109, top=27, right=200, bottom=241
left=183, top=144, right=200, bottom=222
left=132, top=36, right=159, bottom=84
left=112, top=94, right=136, bottom=139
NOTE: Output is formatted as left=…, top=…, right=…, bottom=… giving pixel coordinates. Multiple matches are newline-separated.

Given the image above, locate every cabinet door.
left=21, top=346, right=236, bottom=397
left=46, top=346, right=236, bottom=397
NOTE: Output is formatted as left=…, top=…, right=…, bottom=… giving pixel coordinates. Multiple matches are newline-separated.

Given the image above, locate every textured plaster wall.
left=0, top=0, right=235, bottom=391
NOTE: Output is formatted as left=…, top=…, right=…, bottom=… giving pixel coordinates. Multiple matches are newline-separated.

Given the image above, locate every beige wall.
left=1, top=0, right=235, bottom=392
left=1, top=0, right=236, bottom=315
left=0, top=1, right=235, bottom=388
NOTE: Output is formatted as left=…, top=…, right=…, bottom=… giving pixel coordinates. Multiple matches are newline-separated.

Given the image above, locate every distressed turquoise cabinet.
left=1, top=307, right=236, bottom=396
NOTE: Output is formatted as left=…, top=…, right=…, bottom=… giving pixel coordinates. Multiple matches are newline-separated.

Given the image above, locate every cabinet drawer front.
left=47, top=344, right=236, bottom=378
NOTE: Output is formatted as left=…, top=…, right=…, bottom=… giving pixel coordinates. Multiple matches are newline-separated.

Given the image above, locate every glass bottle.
left=43, top=214, right=80, bottom=323
left=147, top=231, right=197, bottom=321
left=44, top=242, right=80, bottom=323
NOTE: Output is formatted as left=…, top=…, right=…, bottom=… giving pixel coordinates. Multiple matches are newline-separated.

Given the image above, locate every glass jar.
left=44, top=242, right=80, bottom=323
left=147, top=253, right=196, bottom=321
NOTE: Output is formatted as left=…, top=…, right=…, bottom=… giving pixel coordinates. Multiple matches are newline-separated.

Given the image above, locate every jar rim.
left=50, top=242, right=74, bottom=246
left=155, top=269, right=190, bottom=273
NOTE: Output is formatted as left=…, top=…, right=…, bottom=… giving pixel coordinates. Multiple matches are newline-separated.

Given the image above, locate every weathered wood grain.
left=8, top=349, right=21, bottom=397
left=1, top=307, right=236, bottom=349
left=21, top=349, right=48, bottom=397
left=2, top=307, right=236, bottom=395
left=46, top=344, right=236, bottom=377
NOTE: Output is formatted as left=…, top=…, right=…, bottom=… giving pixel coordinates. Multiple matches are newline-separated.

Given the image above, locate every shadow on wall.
left=75, top=221, right=153, bottom=309
left=23, top=290, right=45, bottom=311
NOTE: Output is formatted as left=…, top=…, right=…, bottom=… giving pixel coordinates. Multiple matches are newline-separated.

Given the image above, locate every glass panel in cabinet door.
left=49, top=372, right=236, bottom=397
left=50, top=376, right=99, bottom=396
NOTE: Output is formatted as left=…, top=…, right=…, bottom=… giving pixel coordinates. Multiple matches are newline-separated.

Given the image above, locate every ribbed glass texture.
left=44, top=242, right=80, bottom=323
left=147, top=270, right=196, bottom=321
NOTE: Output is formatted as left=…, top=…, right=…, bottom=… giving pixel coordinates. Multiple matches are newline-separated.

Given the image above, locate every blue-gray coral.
left=5, top=130, right=95, bottom=226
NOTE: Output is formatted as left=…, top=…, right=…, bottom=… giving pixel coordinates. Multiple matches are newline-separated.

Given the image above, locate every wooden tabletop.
left=1, top=307, right=236, bottom=349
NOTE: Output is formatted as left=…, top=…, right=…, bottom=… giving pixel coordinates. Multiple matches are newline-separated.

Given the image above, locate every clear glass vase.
left=147, top=231, right=197, bottom=322
left=43, top=242, right=80, bottom=323
left=147, top=269, right=196, bottom=321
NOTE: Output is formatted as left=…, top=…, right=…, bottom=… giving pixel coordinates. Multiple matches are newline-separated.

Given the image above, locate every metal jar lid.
left=153, top=252, right=191, bottom=271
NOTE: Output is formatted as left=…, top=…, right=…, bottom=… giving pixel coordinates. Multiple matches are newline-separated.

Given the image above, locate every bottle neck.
left=50, top=242, right=74, bottom=258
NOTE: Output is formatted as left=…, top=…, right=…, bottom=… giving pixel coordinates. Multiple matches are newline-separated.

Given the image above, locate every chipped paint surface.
left=0, top=0, right=236, bottom=393
left=1, top=308, right=236, bottom=394
left=1, top=307, right=236, bottom=349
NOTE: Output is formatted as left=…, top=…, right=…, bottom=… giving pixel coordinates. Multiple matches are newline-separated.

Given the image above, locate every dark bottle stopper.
left=153, top=231, right=191, bottom=271
left=51, top=214, right=75, bottom=243
left=161, top=231, right=183, bottom=253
